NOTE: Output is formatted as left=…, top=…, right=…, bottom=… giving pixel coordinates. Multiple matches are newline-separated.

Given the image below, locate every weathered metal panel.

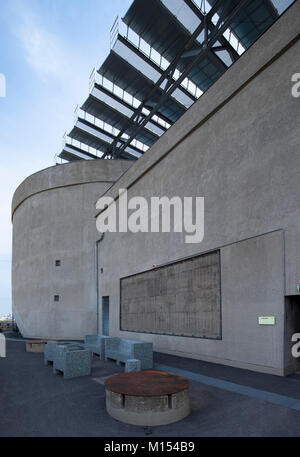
left=120, top=250, right=221, bottom=339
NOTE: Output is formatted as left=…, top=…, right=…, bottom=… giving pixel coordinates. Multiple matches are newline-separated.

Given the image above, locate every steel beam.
left=117, top=35, right=197, bottom=104
left=92, top=83, right=169, bottom=132
left=110, top=16, right=207, bottom=157
left=115, top=0, right=251, bottom=158
left=75, top=116, right=145, bottom=155
left=184, top=0, right=240, bottom=61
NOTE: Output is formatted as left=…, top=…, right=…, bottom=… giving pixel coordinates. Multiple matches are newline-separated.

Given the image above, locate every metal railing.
left=119, top=22, right=203, bottom=100
left=89, top=67, right=96, bottom=93
left=110, top=16, right=119, bottom=49
left=74, top=104, right=80, bottom=124
left=62, top=132, right=67, bottom=148
left=62, top=131, right=106, bottom=160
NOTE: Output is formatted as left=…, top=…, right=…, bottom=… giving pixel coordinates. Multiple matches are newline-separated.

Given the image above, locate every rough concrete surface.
left=120, top=251, right=221, bottom=338
left=11, top=161, right=131, bottom=340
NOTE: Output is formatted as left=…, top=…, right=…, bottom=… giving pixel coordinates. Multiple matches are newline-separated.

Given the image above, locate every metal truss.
left=109, top=0, right=251, bottom=159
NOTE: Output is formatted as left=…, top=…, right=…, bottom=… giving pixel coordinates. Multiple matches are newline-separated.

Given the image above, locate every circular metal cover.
left=105, top=370, right=189, bottom=397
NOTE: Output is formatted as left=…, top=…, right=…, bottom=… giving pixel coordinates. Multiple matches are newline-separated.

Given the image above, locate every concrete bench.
left=44, top=341, right=80, bottom=366
left=53, top=346, right=92, bottom=380
left=44, top=341, right=59, bottom=365
left=26, top=341, right=46, bottom=353
left=83, top=334, right=112, bottom=360
left=105, top=338, right=153, bottom=370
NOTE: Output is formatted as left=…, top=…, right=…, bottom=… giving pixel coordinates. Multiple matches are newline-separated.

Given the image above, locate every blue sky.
left=0, top=0, right=132, bottom=315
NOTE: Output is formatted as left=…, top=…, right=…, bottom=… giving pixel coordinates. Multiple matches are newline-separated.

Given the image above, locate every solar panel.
left=58, top=0, right=292, bottom=163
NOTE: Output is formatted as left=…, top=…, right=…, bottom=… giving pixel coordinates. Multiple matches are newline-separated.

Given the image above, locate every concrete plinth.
left=125, top=359, right=141, bottom=373
left=105, top=371, right=190, bottom=426
left=26, top=341, right=46, bottom=353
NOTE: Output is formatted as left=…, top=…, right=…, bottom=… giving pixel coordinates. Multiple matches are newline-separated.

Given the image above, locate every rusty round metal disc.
left=105, top=371, right=189, bottom=397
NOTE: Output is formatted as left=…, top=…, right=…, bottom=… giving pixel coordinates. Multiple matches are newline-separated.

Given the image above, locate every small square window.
left=54, top=295, right=60, bottom=302
left=55, top=260, right=61, bottom=267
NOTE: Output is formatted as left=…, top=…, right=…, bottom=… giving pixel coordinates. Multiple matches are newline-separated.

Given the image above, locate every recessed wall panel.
left=120, top=250, right=221, bottom=339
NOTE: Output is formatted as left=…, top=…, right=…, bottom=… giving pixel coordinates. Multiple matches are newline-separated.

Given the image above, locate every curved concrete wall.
left=12, top=160, right=131, bottom=339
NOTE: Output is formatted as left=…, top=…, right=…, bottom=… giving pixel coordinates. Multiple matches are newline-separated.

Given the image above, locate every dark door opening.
left=285, top=296, right=300, bottom=375
left=102, top=296, right=110, bottom=336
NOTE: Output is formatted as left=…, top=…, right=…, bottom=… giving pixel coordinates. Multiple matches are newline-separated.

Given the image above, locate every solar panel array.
left=58, top=0, right=292, bottom=163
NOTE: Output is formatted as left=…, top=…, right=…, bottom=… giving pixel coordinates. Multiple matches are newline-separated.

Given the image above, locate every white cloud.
left=9, top=2, right=96, bottom=152
left=19, top=24, right=71, bottom=83
left=11, top=1, right=91, bottom=106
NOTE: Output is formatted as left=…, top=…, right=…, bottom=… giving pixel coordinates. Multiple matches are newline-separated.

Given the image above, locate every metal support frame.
left=91, top=82, right=169, bottom=132
left=63, top=142, right=101, bottom=160
left=117, top=34, right=197, bottom=104
left=67, top=116, right=143, bottom=161
left=61, top=0, right=279, bottom=163
left=75, top=116, right=145, bottom=155
left=113, top=0, right=251, bottom=159
left=184, top=0, right=241, bottom=61
left=82, top=92, right=161, bottom=146
left=105, top=7, right=208, bottom=158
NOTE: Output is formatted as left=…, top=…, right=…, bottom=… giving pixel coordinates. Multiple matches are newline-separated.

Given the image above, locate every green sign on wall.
left=258, top=317, right=276, bottom=325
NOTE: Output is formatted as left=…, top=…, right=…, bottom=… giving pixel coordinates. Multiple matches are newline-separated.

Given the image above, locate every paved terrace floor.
left=1, top=339, right=300, bottom=437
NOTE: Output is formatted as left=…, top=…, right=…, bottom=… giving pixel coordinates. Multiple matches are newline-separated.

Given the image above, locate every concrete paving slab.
left=1, top=341, right=300, bottom=437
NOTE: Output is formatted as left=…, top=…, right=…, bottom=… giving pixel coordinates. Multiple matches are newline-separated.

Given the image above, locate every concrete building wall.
left=12, top=160, right=131, bottom=339
left=97, top=2, right=300, bottom=375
